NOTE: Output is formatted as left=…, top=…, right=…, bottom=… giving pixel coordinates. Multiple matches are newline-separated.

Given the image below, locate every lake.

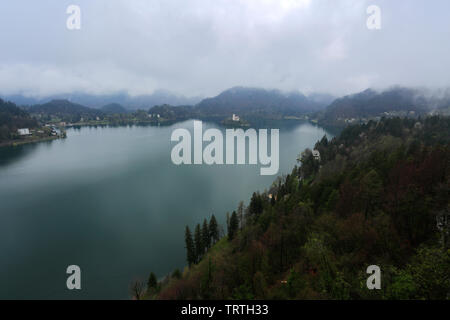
left=0, top=120, right=331, bottom=299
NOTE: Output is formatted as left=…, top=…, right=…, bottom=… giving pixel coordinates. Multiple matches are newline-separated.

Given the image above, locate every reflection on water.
left=0, top=143, right=41, bottom=168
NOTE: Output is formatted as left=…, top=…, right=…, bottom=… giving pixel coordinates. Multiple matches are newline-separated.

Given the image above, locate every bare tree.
left=237, top=201, right=245, bottom=230
left=130, top=280, right=145, bottom=300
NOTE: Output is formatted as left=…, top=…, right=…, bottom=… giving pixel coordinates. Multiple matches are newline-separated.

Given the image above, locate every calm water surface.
left=0, top=120, right=331, bottom=299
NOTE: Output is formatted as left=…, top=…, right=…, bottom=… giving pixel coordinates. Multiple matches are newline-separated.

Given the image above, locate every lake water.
left=0, top=120, right=331, bottom=299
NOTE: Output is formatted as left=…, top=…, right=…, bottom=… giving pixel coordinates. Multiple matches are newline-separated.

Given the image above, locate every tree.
left=172, top=269, right=182, bottom=279
left=228, top=211, right=239, bottom=241
left=320, top=134, right=328, bottom=147
left=194, top=223, right=203, bottom=262
left=360, top=169, right=383, bottom=218
left=407, top=246, right=450, bottom=299
left=147, top=272, right=157, bottom=293
left=249, top=192, right=263, bottom=217
left=130, top=280, right=145, bottom=300
left=209, top=214, right=219, bottom=244
left=185, top=226, right=196, bottom=267
left=202, top=219, right=210, bottom=251
left=297, top=149, right=319, bottom=179
left=237, top=201, right=245, bottom=230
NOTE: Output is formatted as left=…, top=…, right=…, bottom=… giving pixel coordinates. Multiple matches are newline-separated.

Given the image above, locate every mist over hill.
left=196, top=87, right=327, bottom=117
left=306, top=93, right=336, bottom=108
left=326, top=87, right=429, bottom=116
left=101, top=103, right=128, bottom=114
left=3, top=86, right=450, bottom=129
left=316, top=87, right=450, bottom=127
left=27, top=100, right=104, bottom=123
left=3, top=90, right=203, bottom=110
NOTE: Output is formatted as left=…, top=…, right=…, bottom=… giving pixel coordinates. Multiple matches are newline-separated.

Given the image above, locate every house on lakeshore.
left=17, top=128, right=30, bottom=136
left=50, top=127, right=60, bottom=136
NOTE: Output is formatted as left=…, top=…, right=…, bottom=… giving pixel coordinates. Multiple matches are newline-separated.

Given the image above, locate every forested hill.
left=316, top=87, right=450, bottom=127
left=147, top=116, right=450, bottom=300
left=196, top=87, right=326, bottom=117
left=0, top=99, right=38, bottom=142
left=100, top=103, right=128, bottom=114
left=28, top=99, right=105, bottom=122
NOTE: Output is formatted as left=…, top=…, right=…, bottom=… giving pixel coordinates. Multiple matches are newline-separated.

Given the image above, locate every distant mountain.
left=118, top=90, right=202, bottom=110
left=28, top=100, right=104, bottom=122
left=317, top=87, right=436, bottom=127
left=3, top=90, right=203, bottom=110
left=149, top=104, right=195, bottom=120
left=101, top=103, right=128, bottom=114
left=8, top=87, right=448, bottom=128
left=196, top=87, right=324, bottom=117
left=0, top=99, right=38, bottom=142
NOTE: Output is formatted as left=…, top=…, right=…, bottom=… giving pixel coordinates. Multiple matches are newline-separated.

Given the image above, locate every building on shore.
left=17, top=128, right=30, bottom=136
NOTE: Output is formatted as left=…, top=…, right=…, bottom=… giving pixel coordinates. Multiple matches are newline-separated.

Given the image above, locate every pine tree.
left=194, top=223, right=203, bottom=262
left=202, top=219, right=210, bottom=251
left=171, top=269, right=181, bottom=279
left=228, top=211, right=239, bottom=241
left=249, top=192, right=263, bottom=216
left=209, top=214, right=219, bottom=245
left=185, top=226, right=195, bottom=267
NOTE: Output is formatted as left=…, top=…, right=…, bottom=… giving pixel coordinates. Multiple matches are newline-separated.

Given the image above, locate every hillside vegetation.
left=147, top=116, right=450, bottom=300
left=0, top=99, right=38, bottom=142
left=28, top=100, right=105, bottom=123
left=196, top=87, right=325, bottom=118
left=316, top=87, right=450, bottom=128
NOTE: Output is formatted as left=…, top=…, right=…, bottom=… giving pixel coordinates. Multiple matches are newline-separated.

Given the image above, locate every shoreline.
left=0, top=118, right=328, bottom=149
left=0, top=135, right=62, bottom=148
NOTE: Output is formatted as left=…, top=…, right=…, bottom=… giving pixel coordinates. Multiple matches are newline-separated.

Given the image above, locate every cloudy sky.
left=0, top=0, right=449, bottom=98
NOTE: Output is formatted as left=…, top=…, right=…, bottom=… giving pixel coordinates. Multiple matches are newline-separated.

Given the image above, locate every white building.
left=312, top=149, right=321, bottom=161
left=232, top=114, right=240, bottom=121
left=17, top=128, right=30, bottom=136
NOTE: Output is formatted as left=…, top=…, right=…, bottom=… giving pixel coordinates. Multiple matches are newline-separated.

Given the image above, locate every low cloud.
left=0, top=0, right=449, bottom=98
